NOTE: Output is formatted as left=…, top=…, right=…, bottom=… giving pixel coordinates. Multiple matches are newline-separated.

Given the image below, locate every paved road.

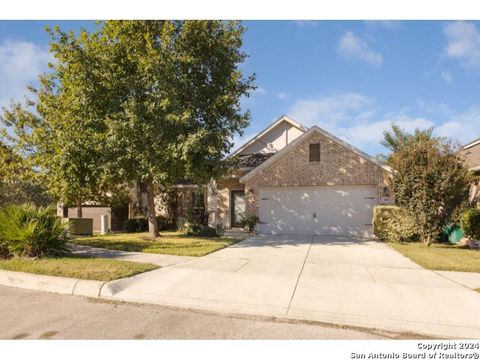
left=103, top=235, right=480, bottom=339
left=0, top=285, right=393, bottom=339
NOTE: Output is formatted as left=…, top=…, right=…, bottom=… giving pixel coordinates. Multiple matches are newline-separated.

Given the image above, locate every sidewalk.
left=435, top=270, right=480, bottom=290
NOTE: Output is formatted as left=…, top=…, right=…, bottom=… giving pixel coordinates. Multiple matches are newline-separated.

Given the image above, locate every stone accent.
left=243, top=130, right=389, bottom=216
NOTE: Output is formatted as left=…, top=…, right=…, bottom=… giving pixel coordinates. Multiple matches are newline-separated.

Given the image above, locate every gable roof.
left=463, top=137, right=480, bottom=150
left=231, top=115, right=307, bottom=157
left=239, top=125, right=394, bottom=183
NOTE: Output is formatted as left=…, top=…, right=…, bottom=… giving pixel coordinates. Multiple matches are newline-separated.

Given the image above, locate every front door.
left=230, top=190, right=246, bottom=228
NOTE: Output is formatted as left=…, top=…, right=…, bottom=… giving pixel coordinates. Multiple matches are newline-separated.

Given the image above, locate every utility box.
left=100, top=214, right=110, bottom=235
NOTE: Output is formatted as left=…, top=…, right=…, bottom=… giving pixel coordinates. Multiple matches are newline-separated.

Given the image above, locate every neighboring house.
left=461, top=137, right=480, bottom=204
left=164, top=115, right=393, bottom=237
left=57, top=203, right=118, bottom=233
left=462, top=137, right=480, bottom=172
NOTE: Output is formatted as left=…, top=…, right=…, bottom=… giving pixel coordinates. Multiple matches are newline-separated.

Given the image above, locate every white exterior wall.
left=238, top=122, right=305, bottom=155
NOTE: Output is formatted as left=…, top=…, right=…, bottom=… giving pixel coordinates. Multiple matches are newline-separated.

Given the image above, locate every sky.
left=0, top=20, right=479, bottom=156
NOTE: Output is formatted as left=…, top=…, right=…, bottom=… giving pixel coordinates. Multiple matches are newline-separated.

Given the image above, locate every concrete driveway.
left=103, top=235, right=480, bottom=339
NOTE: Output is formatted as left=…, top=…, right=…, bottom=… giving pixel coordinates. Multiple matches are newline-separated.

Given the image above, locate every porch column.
left=207, top=179, right=219, bottom=227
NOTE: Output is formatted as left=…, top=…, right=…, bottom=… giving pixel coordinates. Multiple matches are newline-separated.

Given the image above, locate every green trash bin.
left=442, top=224, right=464, bottom=244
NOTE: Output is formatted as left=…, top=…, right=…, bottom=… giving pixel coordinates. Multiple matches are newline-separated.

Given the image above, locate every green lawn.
left=72, top=231, right=244, bottom=257
left=0, top=257, right=159, bottom=281
left=388, top=241, right=480, bottom=273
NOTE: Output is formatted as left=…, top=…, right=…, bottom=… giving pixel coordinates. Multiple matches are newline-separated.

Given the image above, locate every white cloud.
left=441, top=71, right=453, bottom=82
left=253, top=87, right=267, bottom=96
left=416, top=99, right=453, bottom=115
left=288, top=92, right=373, bottom=130
left=287, top=92, right=480, bottom=154
left=435, top=107, right=480, bottom=144
left=241, top=86, right=268, bottom=107
left=339, top=116, right=434, bottom=146
left=274, top=91, right=290, bottom=100
left=337, top=31, right=383, bottom=66
left=0, top=39, right=52, bottom=109
left=292, top=21, right=318, bottom=28
left=364, top=21, right=402, bottom=31
left=444, top=21, right=480, bottom=68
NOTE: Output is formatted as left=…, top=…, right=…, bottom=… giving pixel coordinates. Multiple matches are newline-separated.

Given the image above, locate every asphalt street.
left=0, top=285, right=401, bottom=340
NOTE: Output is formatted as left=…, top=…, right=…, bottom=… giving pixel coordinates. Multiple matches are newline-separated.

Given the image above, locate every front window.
left=309, top=143, right=320, bottom=162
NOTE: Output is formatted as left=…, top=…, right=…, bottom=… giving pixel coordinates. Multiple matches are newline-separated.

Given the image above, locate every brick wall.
left=243, top=130, right=389, bottom=215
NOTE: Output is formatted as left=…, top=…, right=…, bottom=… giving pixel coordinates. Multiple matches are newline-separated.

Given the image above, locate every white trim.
left=239, top=125, right=393, bottom=183
left=470, top=165, right=480, bottom=171
left=231, top=115, right=307, bottom=156
left=463, top=138, right=480, bottom=150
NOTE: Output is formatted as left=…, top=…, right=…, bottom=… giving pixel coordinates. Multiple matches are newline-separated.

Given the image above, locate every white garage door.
left=258, top=186, right=377, bottom=237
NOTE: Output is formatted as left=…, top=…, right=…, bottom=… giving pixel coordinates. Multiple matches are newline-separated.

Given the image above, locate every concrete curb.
left=0, top=269, right=105, bottom=298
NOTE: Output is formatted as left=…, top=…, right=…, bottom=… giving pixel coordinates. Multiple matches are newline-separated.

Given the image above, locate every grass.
left=72, top=231, right=244, bottom=257
left=388, top=241, right=480, bottom=273
left=0, top=256, right=159, bottom=281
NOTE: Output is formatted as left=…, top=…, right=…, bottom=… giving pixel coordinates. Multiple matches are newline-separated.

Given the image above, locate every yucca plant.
left=0, top=204, right=70, bottom=258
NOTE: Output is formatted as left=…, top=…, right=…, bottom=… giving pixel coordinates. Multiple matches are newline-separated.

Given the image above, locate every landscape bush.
left=240, top=215, right=260, bottom=233
left=125, top=216, right=175, bottom=233
left=0, top=204, right=70, bottom=258
left=373, top=205, right=419, bottom=242
left=460, top=208, right=480, bottom=240
left=185, top=224, right=219, bottom=237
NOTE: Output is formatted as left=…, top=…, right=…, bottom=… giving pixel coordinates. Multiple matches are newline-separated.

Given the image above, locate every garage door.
left=258, top=186, right=377, bottom=237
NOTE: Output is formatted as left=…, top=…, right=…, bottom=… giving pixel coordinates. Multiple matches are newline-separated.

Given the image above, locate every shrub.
left=156, top=215, right=175, bottom=231
left=0, top=204, right=70, bottom=258
left=460, top=208, right=480, bottom=240
left=124, top=218, right=138, bottom=233
left=240, top=215, right=259, bottom=233
left=373, top=206, right=419, bottom=242
left=386, top=135, right=470, bottom=245
left=215, top=223, right=225, bottom=237
left=185, top=224, right=219, bottom=237
left=124, top=217, right=148, bottom=233
left=125, top=216, right=174, bottom=233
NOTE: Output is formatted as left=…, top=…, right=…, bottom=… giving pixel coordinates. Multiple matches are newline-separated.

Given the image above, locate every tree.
left=0, top=141, right=51, bottom=207
left=381, top=123, right=435, bottom=160
left=387, top=135, right=471, bottom=246
left=73, top=20, right=255, bottom=238
left=1, top=26, right=108, bottom=217
left=2, top=21, right=254, bottom=237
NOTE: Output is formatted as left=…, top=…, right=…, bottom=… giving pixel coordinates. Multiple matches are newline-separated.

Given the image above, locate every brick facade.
left=243, top=130, right=389, bottom=216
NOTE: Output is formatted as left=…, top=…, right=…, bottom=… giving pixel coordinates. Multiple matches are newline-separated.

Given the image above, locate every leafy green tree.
left=381, top=123, right=435, bottom=159
left=387, top=136, right=470, bottom=246
left=1, top=27, right=108, bottom=217
left=0, top=141, right=52, bottom=207
left=76, top=20, right=254, bottom=238
left=2, top=21, right=254, bottom=238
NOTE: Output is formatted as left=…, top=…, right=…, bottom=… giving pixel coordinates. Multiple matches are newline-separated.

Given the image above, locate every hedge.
left=373, top=205, right=419, bottom=242
left=124, top=215, right=175, bottom=233
left=460, top=208, right=480, bottom=240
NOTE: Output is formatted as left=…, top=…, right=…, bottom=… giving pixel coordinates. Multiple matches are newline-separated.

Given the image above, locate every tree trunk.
left=424, top=234, right=432, bottom=246
left=145, top=181, right=159, bottom=239
left=76, top=199, right=83, bottom=218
